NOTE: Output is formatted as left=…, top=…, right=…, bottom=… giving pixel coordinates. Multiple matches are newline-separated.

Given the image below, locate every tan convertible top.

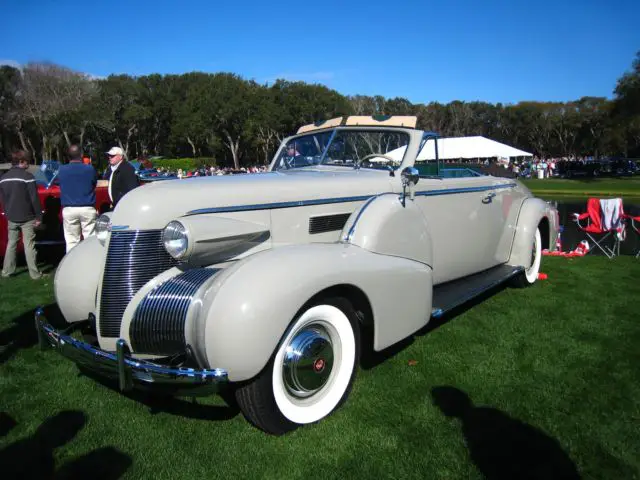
left=344, top=116, right=417, bottom=128
left=297, top=117, right=344, bottom=134
left=297, top=115, right=417, bottom=134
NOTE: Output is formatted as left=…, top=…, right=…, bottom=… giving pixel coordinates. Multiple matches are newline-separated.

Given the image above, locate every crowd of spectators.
left=160, top=165, right=269, bottom=179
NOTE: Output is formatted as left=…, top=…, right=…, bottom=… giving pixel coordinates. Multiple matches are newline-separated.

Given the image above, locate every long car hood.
left=109, top=168, right=395, bottom=230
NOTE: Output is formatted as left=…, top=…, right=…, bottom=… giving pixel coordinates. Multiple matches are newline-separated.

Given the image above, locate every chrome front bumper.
left=35, top=308, right=228, bottom=396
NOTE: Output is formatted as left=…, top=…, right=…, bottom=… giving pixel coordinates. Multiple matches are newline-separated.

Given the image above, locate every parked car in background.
left=38, top=116, right=559, bottom=435
left=555, top=160, right=601, bottom=178
left=126, top=160, right=178, bottom=183
left=0, top=161, right=110, bottom=257
left=598, top=158, right=638, bottom=177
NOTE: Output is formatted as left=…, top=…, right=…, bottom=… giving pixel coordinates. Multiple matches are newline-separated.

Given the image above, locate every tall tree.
left=613, top=51, right=640, bottom=155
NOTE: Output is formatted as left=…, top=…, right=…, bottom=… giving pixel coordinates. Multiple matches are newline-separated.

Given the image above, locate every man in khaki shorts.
left=58, top=145, right=97, bottom=252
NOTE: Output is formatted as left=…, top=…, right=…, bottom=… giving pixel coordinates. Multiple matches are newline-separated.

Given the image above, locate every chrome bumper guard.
left=35, top=308, right=228, bottom=395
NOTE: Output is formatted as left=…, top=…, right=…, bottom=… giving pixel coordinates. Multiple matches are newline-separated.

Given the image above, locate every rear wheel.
left=235, top=297, right=360, bottom=435
left=512, top=228, right=542, bottom=288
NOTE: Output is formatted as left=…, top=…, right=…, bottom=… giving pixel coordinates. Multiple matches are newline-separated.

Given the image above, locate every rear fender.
left=508, top=197, right=559, bottom=267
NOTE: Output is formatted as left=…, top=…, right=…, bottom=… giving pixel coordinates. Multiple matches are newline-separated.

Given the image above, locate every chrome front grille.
left=130, top=268, right=219, bottom=354
left=99, top=230, right=177, bottom=338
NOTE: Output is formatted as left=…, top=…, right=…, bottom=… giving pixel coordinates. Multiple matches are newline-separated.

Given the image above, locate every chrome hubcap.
left=282, top=325, right=334, bottom=399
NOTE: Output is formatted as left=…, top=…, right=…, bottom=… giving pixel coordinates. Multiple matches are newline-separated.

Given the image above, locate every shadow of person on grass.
left=0, top=412, right=18, bottom=438
left=431, top=386, right=581, bottom=480
left=0, top=410, right=131, bottom=480
left=0, top=303, right=66, bottom=365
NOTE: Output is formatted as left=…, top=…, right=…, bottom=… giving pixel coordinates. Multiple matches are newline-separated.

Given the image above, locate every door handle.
left=482, top=192, right=496, bottom=204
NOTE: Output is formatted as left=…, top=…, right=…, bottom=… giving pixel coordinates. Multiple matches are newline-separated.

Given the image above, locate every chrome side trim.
left=186, top=194, right=374, bottom=216
left=186, top=183, right=517, bottom=216
left=415, top=183, right=517, bottom=197
left=343, top=194, right=383, bottom=243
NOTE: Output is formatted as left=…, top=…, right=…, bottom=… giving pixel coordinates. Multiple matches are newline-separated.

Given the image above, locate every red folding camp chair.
left=572, top=198, right=625, bottom=258
left=623, top=213, right=640, bottom=258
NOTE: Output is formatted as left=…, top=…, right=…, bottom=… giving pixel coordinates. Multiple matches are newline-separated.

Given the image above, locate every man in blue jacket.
left=58, top=145, right=97, bottom=252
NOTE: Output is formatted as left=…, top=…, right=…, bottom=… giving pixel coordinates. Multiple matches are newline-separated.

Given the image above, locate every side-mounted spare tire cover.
left=341, top=193, right=433, bottom=267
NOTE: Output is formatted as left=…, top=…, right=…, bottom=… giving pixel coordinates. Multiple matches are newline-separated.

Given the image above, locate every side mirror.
left=401, top=167, right=419, bottom=187
left=400, top=167, right=419, bottom=207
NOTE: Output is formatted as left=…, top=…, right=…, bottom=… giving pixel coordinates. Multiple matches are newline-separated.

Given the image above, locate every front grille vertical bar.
left=99, top=230, right=177, bottom=338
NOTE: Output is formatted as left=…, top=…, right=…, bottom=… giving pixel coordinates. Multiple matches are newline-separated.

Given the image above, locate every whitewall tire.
left=512, top=227, right=542, bottom=288
left=235, top=297, right=360, bottom=435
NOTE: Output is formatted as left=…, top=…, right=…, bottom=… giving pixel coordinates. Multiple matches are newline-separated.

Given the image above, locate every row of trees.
left=1, top=52, right=639, bottom=168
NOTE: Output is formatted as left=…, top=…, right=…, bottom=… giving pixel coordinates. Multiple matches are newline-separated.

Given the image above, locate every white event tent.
left=386, top=136, right=532, bottom=162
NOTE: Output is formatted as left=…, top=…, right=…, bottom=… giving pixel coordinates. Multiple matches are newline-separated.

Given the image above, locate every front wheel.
left=512, top=228, right=542, bottom=288
left=235, top=297, right=360, bottom=435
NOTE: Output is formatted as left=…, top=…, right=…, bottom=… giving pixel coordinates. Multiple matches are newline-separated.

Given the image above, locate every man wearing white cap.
left=105, top=146, right=139, bottom=208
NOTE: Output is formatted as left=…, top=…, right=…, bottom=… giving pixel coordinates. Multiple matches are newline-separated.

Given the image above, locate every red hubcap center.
left=313, top=358, right=325, bottom=373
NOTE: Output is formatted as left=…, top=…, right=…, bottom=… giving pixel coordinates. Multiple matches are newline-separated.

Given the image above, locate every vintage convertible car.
left=36, top=116, right=559, bottom=435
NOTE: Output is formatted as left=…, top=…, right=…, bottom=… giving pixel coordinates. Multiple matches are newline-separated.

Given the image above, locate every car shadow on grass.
left=360, top=283, right=509, bottom=370
left=80, top=369, right=240, bottom=423
left=0, top=303, right=65, bottom=365
left=2, top=299, right=239, bottom=425
left=431, top=386, right=581, bottom=479
left=0, top=410, right=132, bottom=479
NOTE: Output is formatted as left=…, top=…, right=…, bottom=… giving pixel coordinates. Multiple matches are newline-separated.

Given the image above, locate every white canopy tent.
left=385, top=136, right=532, bottom=162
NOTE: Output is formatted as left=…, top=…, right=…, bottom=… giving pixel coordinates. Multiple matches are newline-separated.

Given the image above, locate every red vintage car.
left=0, top=162, right=111, bottom=258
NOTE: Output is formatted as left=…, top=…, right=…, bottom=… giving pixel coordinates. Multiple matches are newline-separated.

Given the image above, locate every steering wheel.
left=359, top=154, right=397, bottom=165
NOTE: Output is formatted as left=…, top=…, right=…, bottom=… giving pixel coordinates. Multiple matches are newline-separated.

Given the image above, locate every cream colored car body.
left=54, top=125, right=558, bottom=382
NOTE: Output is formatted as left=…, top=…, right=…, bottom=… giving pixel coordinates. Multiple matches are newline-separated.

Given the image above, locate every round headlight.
left=95, top=214, right=111, bottom=245
left=163, top=221, right=189, bottom=259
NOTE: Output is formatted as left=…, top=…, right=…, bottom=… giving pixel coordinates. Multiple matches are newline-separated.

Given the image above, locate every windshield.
left=32, top=160, right=60, bottom=186
left=273, top=129, right=410, bottom=171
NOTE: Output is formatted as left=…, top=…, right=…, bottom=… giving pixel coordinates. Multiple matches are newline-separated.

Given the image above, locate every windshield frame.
left=269, top=126, right=418, bottom=172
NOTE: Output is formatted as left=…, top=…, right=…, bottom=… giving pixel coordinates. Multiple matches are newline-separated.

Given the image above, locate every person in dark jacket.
left=105, top=147, right=139, bottom=208
left=0, top=150, right=44, bottom=279
left=58, top=145, right=98, bottom=252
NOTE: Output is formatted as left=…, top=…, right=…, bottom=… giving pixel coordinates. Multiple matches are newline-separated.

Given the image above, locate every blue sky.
left=1, top=0, right=638, bottom=104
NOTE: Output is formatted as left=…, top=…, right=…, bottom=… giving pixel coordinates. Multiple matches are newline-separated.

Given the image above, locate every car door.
left=412, top=176, right=508, bottom=285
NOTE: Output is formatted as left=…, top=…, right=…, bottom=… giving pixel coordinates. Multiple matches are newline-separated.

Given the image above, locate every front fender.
left=195, top=243, right=432, bottom=382
left=508, top=197, right=559, bottom=267
left=54, top=235, right=105, bottom=323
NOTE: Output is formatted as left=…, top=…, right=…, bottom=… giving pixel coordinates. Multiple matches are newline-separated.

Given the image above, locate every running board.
left=431, top=265, right=524, bottom=318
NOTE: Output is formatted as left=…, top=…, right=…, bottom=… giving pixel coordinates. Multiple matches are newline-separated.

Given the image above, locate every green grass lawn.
left=522, top=177, right=640, bottom=198
left=1, top=257, right=639, bottom=479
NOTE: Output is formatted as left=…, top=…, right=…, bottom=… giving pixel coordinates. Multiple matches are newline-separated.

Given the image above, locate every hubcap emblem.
left=313, top=358, right=325, bottom=373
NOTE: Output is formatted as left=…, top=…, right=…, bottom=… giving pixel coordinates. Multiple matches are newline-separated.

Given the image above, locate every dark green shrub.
left=152, top=158, right=216, bottom=171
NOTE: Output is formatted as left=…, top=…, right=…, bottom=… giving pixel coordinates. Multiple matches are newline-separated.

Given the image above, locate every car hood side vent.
left=309, top=213, right=352, bottom=235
